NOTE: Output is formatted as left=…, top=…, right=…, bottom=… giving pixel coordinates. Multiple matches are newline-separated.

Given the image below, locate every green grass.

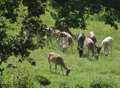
left=27, top=20, right=120, bottom=87
left=1, top=9, right=120, bottom=87
left=1, top=20, right=120, bottom=88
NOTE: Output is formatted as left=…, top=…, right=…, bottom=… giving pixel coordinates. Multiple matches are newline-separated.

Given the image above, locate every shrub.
left=90, top=78, right=117, bottom=88
left=1, top=62, right=36, bottom=88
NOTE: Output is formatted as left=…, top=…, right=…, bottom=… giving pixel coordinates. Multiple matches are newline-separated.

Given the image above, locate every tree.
left=51, top=0, right=120, bottom=30
left=0, top=0, right=47, bottom=63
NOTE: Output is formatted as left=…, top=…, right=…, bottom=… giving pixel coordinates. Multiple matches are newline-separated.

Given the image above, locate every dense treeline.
left=51, top=0, right=120, bottom=29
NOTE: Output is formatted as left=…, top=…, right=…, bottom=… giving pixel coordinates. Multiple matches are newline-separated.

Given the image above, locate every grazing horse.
left=60, top=32, right=73, bottom=47
left=88, top=31, right=97, bottom=44
left=46, top=27, right=61, bottom=38
left=98, top=36, right=113, bottom=56
left=77, top=32, right=86, bottom=57
left=48, top=52, right=71, bottom=76
left=45, top=27, right=61, bottom=48
left=52, top=30, right=61, bottom=38
left=85, top=37, right=98, bottom=59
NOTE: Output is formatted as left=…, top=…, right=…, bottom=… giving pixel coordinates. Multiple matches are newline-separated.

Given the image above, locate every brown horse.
left=48, top=52, right=71, bottom=75
left=85, top=37, right=98, bottom=59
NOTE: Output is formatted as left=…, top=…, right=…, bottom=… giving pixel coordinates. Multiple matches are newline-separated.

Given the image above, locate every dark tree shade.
left=51, top=0, right=120, bottom=29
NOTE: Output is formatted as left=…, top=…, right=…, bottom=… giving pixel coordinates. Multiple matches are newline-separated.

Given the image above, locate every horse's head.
left=93, top=45, right=102, bottom=60
left=78, top=32, right=86, bottom=40
left=96, top=45, right=102, bottom=54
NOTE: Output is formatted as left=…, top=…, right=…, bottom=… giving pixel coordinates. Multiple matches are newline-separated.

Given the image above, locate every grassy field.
left=29, top=20, right=120, bottom=88
left=1, top=11, right=120, bottom=88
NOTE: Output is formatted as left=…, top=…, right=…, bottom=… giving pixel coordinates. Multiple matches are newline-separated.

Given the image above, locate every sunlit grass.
left=2, top=11, right=120, bottom=88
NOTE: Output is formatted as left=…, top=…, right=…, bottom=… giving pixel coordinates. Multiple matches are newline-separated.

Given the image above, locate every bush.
left=59, top=82, right=71, bottom=88
left=0, top=62, right=36, bottom=88
left=90, top=78, right=117, bottom=88
left=59, top=83, right=84, bottom=88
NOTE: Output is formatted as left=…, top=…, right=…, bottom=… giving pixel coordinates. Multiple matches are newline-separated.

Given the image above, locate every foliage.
left=0, top=0, right=47, bottom=63
left=51, top=0, right=120, bottom=29
left=0, top=61, right=36, bottom=88
left=23, top=0, right=46, bottom=17
left=90, top=78, right=117, bottom=88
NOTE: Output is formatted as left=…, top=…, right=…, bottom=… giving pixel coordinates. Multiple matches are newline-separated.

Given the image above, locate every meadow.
left=1, top=18, right=120, bottom=88
left=31, top=20, right=120, bottom=88
left=0, top=0, right=120, bottom=88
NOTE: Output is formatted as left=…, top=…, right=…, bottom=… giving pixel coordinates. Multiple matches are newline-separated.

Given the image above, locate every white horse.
left=100, top=36, right=113, bottom=56
left=59, top=32, right=73, bottom=49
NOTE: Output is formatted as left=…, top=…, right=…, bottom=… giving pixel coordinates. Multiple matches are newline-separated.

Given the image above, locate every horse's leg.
left=55, top=64, right=57, bottom=73
left=61, top=65, right=64, bottom=75
left=92, top=48, right=94, bottom=57
left=110, top=44, right=112, bottom=56
left=103, top=45, right=106, bottom=56
left=49, top=63, right=52, bottom=72
left=105, top=47, right=109, bottom=56
left=88, top=47, right=90, bottom=58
